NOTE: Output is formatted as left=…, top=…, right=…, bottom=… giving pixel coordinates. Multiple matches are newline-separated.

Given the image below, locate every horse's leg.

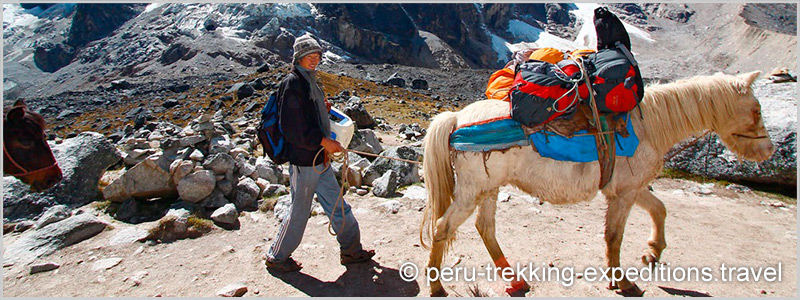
left=634, top=190, right=667, bottom=266
left=603, top=191, right=644, bottom=296
left=475, top=189, right=530, bottom=296
left=428, top=188, right=480, bottom=297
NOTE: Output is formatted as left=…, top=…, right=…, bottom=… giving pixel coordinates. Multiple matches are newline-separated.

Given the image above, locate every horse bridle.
left=3, top=141, right=60, bottom=178
left=732, top=133, right=769, bottom=140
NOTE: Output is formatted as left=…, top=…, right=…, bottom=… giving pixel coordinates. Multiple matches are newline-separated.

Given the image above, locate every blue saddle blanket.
left=450, top=115, right=639, bottom=162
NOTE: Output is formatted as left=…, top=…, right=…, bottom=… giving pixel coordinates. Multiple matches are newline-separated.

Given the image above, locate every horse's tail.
left=420, top=111, right=458, bottom=250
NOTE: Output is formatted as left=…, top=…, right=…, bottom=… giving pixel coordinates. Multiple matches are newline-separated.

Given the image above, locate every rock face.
left=665, top=81, right=797, bottom=188
left=3, top=132, right=122, bottom=222
left=3, top=213, right=108, bottom=264
left=35, top=205, right=72, bottom=229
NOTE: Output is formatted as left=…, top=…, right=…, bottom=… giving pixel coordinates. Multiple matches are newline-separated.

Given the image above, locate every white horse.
left=420, top=71, right=773, bottom=296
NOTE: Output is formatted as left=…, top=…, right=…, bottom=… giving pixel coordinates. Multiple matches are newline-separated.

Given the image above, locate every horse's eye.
left=17, top=139, right=35, bottom=149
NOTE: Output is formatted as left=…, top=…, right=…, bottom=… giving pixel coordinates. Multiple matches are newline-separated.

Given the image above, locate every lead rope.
left=312, top=147, right=422, bottom=236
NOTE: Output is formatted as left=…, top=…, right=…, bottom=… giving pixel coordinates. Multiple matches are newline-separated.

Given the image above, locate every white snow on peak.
left=144, top=3, right=165, bottom=14
left=507, top=19, right=579, bottom=51
left=3, top=4, right=40, bottom=29
left=489, top=32, right=512, bottom=64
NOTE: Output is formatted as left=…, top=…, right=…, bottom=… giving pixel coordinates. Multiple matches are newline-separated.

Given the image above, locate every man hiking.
left=264, top=33, right=375, bottom=272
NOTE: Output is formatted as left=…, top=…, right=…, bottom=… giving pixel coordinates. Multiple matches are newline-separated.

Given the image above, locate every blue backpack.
left=256, top=92, right=289, bottom=164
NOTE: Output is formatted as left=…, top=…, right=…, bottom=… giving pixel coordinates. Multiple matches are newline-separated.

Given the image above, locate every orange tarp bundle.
left=485, top=68, right=515, bottom=101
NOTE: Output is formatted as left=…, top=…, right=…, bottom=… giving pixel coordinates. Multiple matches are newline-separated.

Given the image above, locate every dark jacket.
left=277, top=68, right=326, bottom=166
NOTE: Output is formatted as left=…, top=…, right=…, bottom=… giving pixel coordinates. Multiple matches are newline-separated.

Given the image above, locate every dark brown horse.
left=3, top=99, right=62, bottom=191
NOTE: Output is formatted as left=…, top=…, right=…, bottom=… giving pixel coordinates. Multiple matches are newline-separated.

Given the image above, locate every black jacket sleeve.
left=278, top=75, right=324, bottom=151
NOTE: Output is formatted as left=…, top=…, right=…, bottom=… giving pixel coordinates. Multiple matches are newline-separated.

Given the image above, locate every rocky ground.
left=3, top=175, right=796, bottom=297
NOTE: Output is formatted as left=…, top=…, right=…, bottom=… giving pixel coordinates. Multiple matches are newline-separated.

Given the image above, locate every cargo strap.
left=578, top=58, right=616, bottom=189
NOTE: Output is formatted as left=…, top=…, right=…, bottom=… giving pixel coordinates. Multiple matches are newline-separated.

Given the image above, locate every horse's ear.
left=13, top=99, right=27, bottom=109
left=738, top=71, right=761, bottom=86
left=6, top=106, right=25, bottom=122
left=734, top=71, right=761, bottom=94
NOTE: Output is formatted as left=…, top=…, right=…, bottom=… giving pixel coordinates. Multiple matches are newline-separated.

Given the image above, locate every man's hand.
left=320, top=138, right=344, bottom=164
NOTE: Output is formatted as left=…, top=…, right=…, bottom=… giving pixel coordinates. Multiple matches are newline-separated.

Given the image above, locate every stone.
left=343, top=96, right=376, bottom=129
left=384, top=73, right=405, bottom=88
left=211, top=203, right=239, bottom=225
left=362, top=146, right=420, bottom=186
left=345, top=165, right=363, bottom=188
left=228, top=83, right=254, bottom=100
left=103, top=158, right=176, bottom=202
left=14, top=220, right=34, bottom=232
left=4, top=132, right=122, bottom=222
left=30, top=261, right=60, bottom=274
left=92, top=257, right=123, bottom=271
left=179, top=135, right=206, bottom=147
left=233, top=178, right=260, bottom=211
left=238, top=162, right=256, bottom=177
left=170, top=160, right=195, bottom=186
left=35, top=204, right=71, bottom=229
left=109, top=227, right=149, bottom=245
left=216, top=179, right=235, bottom=197
left=347, top=129, right=383, bottom=155
left=255, top=178, right=269, bottom=195
left=254, top=157, right=279, bottom=183
left=199, top=190, right=229, bottom=209
left=372, top=170, right=399, bottom=197
left=356, top=189, right=369, bottom=196
left=263, top=184, right=289, bottom=198
left=177, top=170, right=216, bottom=203
left=189, top=149, right=205, bottom=161
left=380, top=200, right=402, bottom=214
left=3, top=213, right=107, bottom=265
left=274, top=195, right=323, bottom=222
left=162, top=99, right=180, bottom=108
left=203, top=153, right=235, bottom=175
left=411, top=78, right=429, bottom=90
left=209, top=135, right=233, bottom=155
left=216, top=282, right=248, bottom=297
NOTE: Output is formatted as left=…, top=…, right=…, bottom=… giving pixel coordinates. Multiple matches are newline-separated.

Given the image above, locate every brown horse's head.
left=714, top=71, right=775, bottom=162
left=3, top=99, right=62, bottom=191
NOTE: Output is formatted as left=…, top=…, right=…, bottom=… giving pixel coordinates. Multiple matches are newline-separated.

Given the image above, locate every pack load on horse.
left=420, top=6, right=775, bottom=297
left=3, top=99, right=63, bottom=191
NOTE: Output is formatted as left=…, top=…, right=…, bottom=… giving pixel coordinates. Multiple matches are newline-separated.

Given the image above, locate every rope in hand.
left=312, top=147, right=422, bottom=236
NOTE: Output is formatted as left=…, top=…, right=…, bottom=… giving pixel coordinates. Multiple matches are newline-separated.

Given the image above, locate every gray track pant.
left=266, top=163, right=363, bottom=263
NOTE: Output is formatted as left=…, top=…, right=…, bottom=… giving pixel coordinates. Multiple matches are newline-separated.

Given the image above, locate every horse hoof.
left=619, top=284, right=645, bottom=297
left=505, top=280, right=530, bottom=297
left=641, top=253, right=659, bottom=266
left=430, top=289, right=448, bottom=297
left=607, top=282, right=619, bottom=290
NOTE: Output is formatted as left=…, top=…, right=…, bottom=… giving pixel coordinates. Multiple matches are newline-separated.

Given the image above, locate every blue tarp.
left=450, top=115, right=639, bottom=162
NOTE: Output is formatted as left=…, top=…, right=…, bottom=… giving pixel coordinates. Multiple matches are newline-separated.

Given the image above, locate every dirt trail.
left=2, top=178, right=796, bottom=297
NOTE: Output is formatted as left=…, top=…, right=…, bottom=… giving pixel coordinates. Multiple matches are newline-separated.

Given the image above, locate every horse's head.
left=3, top=99, right=62, bottom=191
left=713, top=71, right=775, bottom=162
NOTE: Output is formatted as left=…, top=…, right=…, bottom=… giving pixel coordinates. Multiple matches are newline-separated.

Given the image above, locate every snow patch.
left=507, top=19, right=578, bottom=50
left=489, top=32, right=511, bottom=64
left=144, top=3, right=165, bottom=14
left=3, top=4, right=40, bottom=29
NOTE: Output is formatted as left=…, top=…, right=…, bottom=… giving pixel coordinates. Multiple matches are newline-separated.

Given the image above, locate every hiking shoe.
left=340, top=249, right=375, bottom=265
left=265, top=257, right=303, bottom=273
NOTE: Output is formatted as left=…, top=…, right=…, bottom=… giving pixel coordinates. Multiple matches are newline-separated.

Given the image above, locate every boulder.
left=263, top=184, right=289, bottom=198
left=203, top=153, right=235, bottom=175
left=384, top=73, right=405, bottom=88
left=372, top=170, right=399, bottom=197
left=30, top=262, right=61, bottom=274
left=234, top=178, right=260, bottom=211
left=254, top=157, right=280, bottom=183
left=3, top=213, right=107, bottom=264
left=380, top=199, right=402, bottom=214
left=209, top=135, right=233, bottom=155
left=179, top=135, right=206, bottom=147
left=216, top=179, right=235, bottom=197
left=216, top=282, right=248, bottom=297
left=114, top=198, right=171, bottom=224
left=343, top=96, right=376, bottom=129
left=108, top=227, right=149, bottom=246
left=170, top=160, right=195, bottom=186
left=4, top=132, right=122, bottom=222
left=411, top=79, right=429, bottom=90
left=273, top=194, right=324, bottom=222
left=162, top=98, right=180, bottom=108
left=345, top=165, right=363, bottom=188
left=103, top=157, right=176, bottom=202
left=35, top=204, right=71, bottom=229
left=177, top=170, right=216, bottom=203
left=228, top=83, right=254, bottom=100
left=251, top=79, right=267, bottom=90
left=210, top=203, right=239, bottom=225
left=199, top=190, right=229, bottom=209
left=362, top=146, right=420, bottom=186
left=347, top=129, right=383, bottom=155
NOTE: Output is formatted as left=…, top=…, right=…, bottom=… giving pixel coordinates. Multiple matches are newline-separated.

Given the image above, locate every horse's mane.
left=634, top=73, right=749, bottom=151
